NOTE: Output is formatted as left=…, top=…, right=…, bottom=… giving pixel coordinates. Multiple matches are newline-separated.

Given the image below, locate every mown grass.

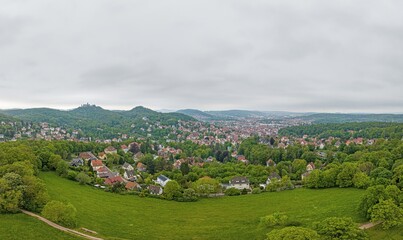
left=367, top=225, right=403, bottom=240
left=39, top=172, right=368, bottom=240
left=0, top=213, right=80, bottom=240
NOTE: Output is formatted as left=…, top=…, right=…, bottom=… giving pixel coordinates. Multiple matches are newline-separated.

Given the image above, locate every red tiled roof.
left=105, top=176, right=124, bottom=185
left=91, top=160, right=103, bottom=167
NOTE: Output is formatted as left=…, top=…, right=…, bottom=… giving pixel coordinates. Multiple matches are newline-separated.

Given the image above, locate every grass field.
left=366, top=225, right=403, bottom=240
left=0, top=213, right=80, bottom=240
left=35, top=172, right=369, bottom=240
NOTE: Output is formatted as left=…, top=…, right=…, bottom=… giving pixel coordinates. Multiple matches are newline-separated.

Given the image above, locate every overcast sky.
left=1, top=0, right=402, bottom=113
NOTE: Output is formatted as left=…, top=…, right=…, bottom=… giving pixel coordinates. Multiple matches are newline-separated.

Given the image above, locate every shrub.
left=314, top=217, right=367, bottom=240
left=267, top=226, right=319, bottom=240
left=260, top=212, right=288, bottom=227
left=224, top=187, right=241, bottom=196
left=252, top=187, right=262, bottom=194
left=67, top=170, right=78, bottom=181
left=41, top=200, right=78, bottom=228
left=75, top=172, right=91, bottom=185
left=179, top=188, right=198, bottom=202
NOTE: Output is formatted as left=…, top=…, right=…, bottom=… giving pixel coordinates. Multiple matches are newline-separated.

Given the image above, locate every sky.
left=0, top=0, right=402, bottom=113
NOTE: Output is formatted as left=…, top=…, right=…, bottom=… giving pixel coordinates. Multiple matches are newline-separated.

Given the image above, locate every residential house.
left=148, top=185, right=163, bottom=195
left=237, top=155, right=249, bottom=164
left=123, top=170, right=136, bottom=181
left=205, top=156, right=214, bottom=162
left=133, top=152, right=144, bottom=162
left=122, top=162, right=134, bottom=171
left=266, top=159, right=276, bottom=167
left=173, top=159, right=184, bottom=170
left=156, top=175, right=171, bottom=187
left=125, top=181, right=141, bottom=191
left=121, top=144, right=129, bottom=153
left=306, top=162, right=315, bottom=172
left=229, top=176, right=250, bottom=190
left=91, top=160, right=104, bottom=171
left=70, top=158, right=84, bottom=167
left=104, top=176, right=124, bottom=186
left=98, top=152, right=107, bottom=160
left=136, top=162, right=147, bottom=172
left=96, top=166, right=112, bottom=178
left=266, top=172, right=281, bottom=185
left=79, top=152, right=97, bottom=162
left=104, top=146, right=117, bottom=155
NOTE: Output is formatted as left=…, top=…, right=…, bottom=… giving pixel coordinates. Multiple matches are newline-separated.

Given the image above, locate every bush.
left=267, top=226, right=319, bottom=240
left=252, top=187, right=262, bottom=194
left=314, top=217, right=367, bottom=240
left=41, top=200, right=78, bottom=228
left=75, top=172, right=91, bottom=185
left=224, top=188, right=241, bottom=196
left=179, top=188, right=198, bottom=202
left=260, top=212, right=288, bottom=227
left=67, top=171, right=78, bottom=181
left=56, top=161, right=69, bottom=177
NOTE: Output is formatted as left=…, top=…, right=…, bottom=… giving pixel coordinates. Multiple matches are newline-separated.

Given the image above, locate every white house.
left=156, top=175, right=171, bottom=187
left=229, top=176, right=250, bottom=190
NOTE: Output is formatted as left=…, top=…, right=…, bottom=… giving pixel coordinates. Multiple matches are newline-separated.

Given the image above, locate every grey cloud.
left=0, top=0, right=402, bottom=113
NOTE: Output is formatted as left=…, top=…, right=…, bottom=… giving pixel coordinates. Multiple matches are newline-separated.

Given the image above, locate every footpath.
left=21, top=210, right=104, bottom=240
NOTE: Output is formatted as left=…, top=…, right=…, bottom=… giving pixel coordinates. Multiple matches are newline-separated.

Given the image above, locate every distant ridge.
left=0, top=104, right=195, bottom=138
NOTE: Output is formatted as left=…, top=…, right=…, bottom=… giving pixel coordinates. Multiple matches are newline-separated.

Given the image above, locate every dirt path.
left=359, top=221, right=381, bottom=230
left=21, top=210, right=104, bottom=240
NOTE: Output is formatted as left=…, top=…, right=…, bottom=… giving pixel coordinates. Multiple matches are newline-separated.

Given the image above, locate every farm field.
left=0, top=213, right=80, bottom=240
left=38, top=172, right=368, bottom=240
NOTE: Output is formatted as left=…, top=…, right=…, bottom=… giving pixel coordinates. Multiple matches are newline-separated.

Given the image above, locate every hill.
left=38, top=172, right=366, bottom=240
left=1, top=104, right=195, bottom=138
left=299, top=113, right=403, bottom=123
left=177, top=109, right=283, bottom=120
left=0, top=113, right=20, bottom=123
left=177, top=109, right=218, bottom=121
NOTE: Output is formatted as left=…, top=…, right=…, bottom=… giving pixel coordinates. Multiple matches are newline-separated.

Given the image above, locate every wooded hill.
left=0, top=104, right=195, bottom=139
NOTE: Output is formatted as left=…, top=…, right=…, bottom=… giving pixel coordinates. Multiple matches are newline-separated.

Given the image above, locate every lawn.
left=367, top=225, right=403, bottom=240
left=39, top=172, right=368, bottom=240
left=0, top=213, right=80, bottom=240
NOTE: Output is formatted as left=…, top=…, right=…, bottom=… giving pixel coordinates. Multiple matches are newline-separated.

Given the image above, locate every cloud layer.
left=1, top=0, right=402, bottom=113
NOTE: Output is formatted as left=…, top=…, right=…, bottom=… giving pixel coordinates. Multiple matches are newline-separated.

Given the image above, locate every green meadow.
left=3, top=172, right=402, bottom=239
left=0, top=213, right=80, bottom=240
left=37, top=172, right=367, bottom=239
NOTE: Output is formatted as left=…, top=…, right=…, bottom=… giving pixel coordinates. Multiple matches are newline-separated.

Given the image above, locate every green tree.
left=315, top=217, right=368, bottom=240
left=164, top=180, right=182, bottom=200
left=359, top=185, right=387, bottom=219
left=370, top=199, right=403, bottom=229
left=180, top=162, right=190, bottom=175
left=56, top=161, right=69, bottom=177
left=181, top=188, right=198, bottom=202
left=267, top=226, right=319, bottom=240
left=304, top=170, right=323, bottom=188
left=353, top=172, right=371, bottom=189
left=21, top=175, right=49, bottom=212
left=41, top=200, right=78, bottom=228
left=336, top=163, right=358, bottom=187
left=193, top=177, right=221, bottom=196
left=75, top=172, right=91, bottom=185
